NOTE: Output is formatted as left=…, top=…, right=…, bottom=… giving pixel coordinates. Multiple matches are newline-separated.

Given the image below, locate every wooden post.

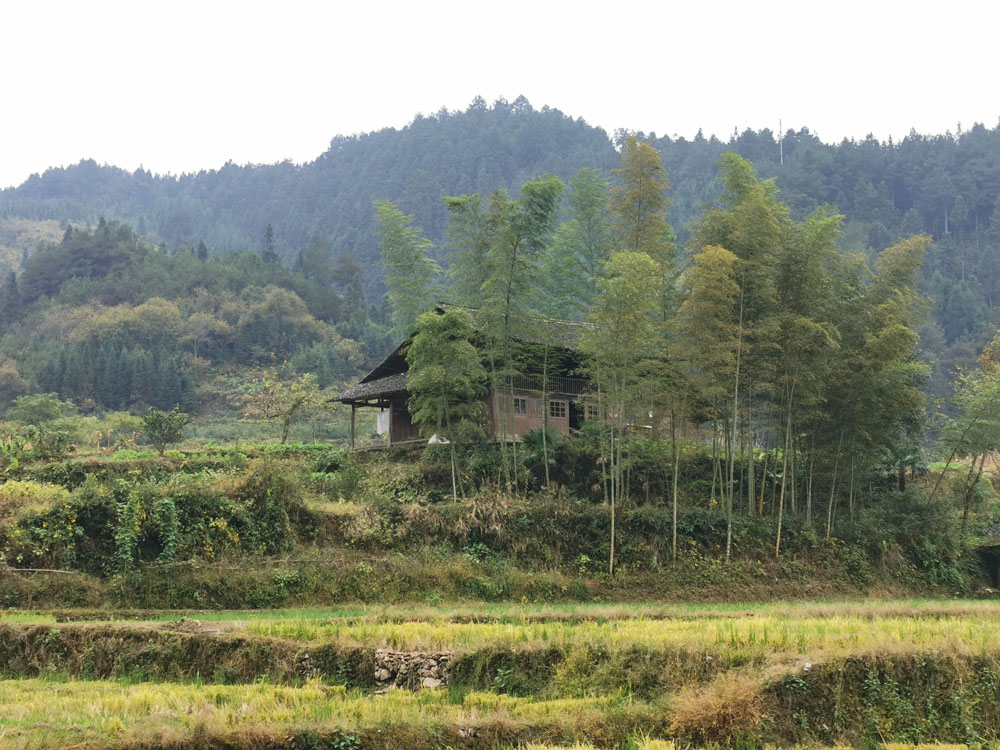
left=349, top=404, right=356, bottom=449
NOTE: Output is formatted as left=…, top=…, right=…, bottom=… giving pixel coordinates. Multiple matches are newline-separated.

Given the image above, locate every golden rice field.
left=1, top=599, right=1000, bottom=749
left=241, top=611, right=1000, bottom=658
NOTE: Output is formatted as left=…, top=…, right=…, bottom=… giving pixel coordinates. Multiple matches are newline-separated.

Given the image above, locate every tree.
left=142, top=406, right=189, bottom=456
left=547, top=167, right=614, bottom=317
left=940, top=337, right=1000, bottom=539
left=374, top=199, right=442, bottom=337
left=6, top=392, right=77, bottom=425
left=241, top=372, right=331, bottom=444
left=263, top=224, right=279, bottom=264
left=611, top=135, right=674, bottom=264
left=581, top=251, right=662, bottom=574
left=675, top=244, right=743, bottom=554
left=0, top=360, right=28, bottom=409
left=406, top=308, right=487, bottom=499
left=295, top=236, right=334, bottom=287
left=443, top=194, right=492, bottom=308
left=447, top=176, right=564, bottom=488
left=0, top=272, right=20, bottom=329
left=181, top=313, right=233, bottom=359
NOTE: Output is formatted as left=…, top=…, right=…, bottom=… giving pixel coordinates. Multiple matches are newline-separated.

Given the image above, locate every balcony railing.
left=506, top=375, right=586, bottom=396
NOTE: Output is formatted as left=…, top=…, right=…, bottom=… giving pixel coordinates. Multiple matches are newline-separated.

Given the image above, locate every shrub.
left=0, top=480, right=70, bottom=522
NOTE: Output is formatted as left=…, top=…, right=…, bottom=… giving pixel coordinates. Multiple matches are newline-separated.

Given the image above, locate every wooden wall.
left=491, top=388, right=572, bottom=439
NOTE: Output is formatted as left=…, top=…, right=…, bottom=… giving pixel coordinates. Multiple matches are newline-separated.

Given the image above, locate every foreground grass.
left=0, top=677, right=647, bottom=749
left=3, top=601, right=1000, bottom=748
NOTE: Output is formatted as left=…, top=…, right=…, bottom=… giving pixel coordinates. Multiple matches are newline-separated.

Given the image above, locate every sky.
left=2, top=0, right=999, bottom=189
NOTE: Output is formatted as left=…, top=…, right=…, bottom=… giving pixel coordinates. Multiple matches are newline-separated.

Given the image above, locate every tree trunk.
left=609, top=427, right=617, bottom=575
left=725, top=420, right=733, bottom=561
left=542, top=346, right=550, bottom=487
left=671, top=406, right=680, bottom=563
left=710, top=423, right=720, bottom=506
left=775, top=399, right=793, bottom=557
left=961, top=452, right=988, bottom=541
left=727, top=283, right=745, bottom=561
left=805, top=435, right=815, bottom=525
left=758, top=438, right=769, bottom=515
left=825, top=424, right=846, bottom=541
left=848, top=448, right=856, bottom=524
left=450, top=444, right=459, bottom=501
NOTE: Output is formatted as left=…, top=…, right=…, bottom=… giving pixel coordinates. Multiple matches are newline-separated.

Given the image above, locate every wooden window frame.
left=513, top=397, right=527, bottom=415
left=549, top=400, right=567, bottom=419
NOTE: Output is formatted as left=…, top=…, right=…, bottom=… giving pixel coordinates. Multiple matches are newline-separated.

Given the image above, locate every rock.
left=375, top=668, right=391, bottom=682
left=422, top=677, right=442, bottom=689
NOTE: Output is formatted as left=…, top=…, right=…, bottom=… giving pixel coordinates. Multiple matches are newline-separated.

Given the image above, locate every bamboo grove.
left=377, top=137, right=931, bottom=571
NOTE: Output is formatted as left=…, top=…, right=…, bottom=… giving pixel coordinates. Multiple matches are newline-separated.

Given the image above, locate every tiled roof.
left=338, top=373, right=408, bottom=403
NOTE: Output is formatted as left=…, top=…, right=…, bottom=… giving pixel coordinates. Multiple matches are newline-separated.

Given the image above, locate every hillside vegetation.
left=3, top=99, right=1000, bottom=397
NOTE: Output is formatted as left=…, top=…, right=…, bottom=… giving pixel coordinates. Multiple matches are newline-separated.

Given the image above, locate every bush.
left=845, top=489, right=969, bottom=588
left=0, top=480, right=70, bottom=522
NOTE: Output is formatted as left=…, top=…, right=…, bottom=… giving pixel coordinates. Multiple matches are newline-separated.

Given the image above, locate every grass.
left=240, top=612, right=1000, bottom=664
left=1, top=601, right=1000, bottom=747
left=0, top=677, right=643, bottom=749
left=16, top=597, right=1000, bottom=626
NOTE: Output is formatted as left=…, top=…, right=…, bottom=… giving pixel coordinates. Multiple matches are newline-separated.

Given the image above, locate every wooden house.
left=337, top=312, right=591, bottom=448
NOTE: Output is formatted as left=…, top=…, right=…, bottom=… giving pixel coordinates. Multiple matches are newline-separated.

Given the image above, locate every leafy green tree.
left=295, top=236, right=334, bottom=287
left=939, top=337, right=1000, bottom=539
left=0, top=272, right=20, bottom=329
left=6, top=392, right=77, bottom=424
left=611, top=136, right=674, bottom=264
left=374, top=200, right=442, bottom=337
left=547, top=167, right=614, bottom=317
left=0, top=360, right=28, bottom=409
left=241, top=372, right=331, bottom=444
left=142, top=406, right=189, bottom=456
left=581, top=250, right=662, bottom=574
left=451, top=177, right=564, bottom=488
left=443, top=194, right=492, bottom=308
left=406, top=308, right=487, bottom=499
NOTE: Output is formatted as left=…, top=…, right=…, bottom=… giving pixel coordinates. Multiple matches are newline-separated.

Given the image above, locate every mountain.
left=3, top=98, right=1000, bottom=398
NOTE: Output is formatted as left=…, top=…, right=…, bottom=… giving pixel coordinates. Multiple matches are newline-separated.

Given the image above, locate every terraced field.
left=1, top=600, right=999, bottom=748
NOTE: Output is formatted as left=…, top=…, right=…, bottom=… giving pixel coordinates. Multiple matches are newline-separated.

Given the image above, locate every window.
left=587, top=406, right=600, bottom=421
left=549, top=400, right=567, bottom=419
left=513, top=397, right=527, bottom=415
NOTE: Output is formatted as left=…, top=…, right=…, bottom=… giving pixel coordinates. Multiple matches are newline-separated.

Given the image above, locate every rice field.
left=239, top=611, right=1000, bottom=657
left=1, top=599, right=999, bottom=749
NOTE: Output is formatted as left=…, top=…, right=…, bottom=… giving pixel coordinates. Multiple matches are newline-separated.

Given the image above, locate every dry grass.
left=668, top=672, right=763, bottom=742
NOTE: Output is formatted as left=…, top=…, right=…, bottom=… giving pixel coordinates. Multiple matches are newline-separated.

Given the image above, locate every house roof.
left=443, top=303, right=593, bottom=349
left=338, top=372, right=408, bottom=404
left=337, top=305, right=592, bottom=406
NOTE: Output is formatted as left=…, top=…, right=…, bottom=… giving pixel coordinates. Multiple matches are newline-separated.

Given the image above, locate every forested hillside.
left=3, top=98, right=1000, bottom=397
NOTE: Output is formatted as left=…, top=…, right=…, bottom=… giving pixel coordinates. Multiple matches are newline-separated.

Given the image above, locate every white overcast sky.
left=2, top=0, right=999, bottom=189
